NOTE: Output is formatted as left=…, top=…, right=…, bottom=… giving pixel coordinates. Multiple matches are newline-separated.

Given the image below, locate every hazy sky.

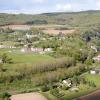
left=0, top=0, right=100, bottom=14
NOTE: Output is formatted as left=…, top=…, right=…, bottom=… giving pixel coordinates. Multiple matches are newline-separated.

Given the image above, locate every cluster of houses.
left=0, top=45, right=16, bottom=49
left=26, top=34, right=37, bottom=39
left=90, top=54, right=100, bottom=75
left=59, top=79, right=79, bottom=91
left=21, top=45, right=53, bottom=54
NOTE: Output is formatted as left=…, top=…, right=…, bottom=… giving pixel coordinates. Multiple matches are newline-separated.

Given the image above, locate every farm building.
left=90, top=69, right=100, bottom=75
left=62, top=79, right=72, bottom=87
left=0, top=45, right=16, bottom=49
left=21, top=47, right=43, bottom=53
left=0, top=59, right=2, bottom=63
left=91, top=46, right=97, bottom=52
left=26, top=34, right=37, bottom=39
left=21, top=44, right=53, bottom=54
left=93, top=55, right=100, bottom=62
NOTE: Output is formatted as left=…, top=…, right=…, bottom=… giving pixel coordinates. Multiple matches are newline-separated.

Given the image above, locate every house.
left=26, top=34, right=36, bottom=39
left=31, top=48, right=43, bottom=53
left=70, top=87, right=79, bottom=92
left=62, top=79, right=72, bottom=87
left=93, top=55, right=100, bottom=62
left=91, top=46, right=97, bottom=52
left=0, top=45, right=6, bottom=48
left=21, top=46, right=43, bottom=53
left=90, top=69, right=100, bottom=75
left=0, top=59, right=2, bottom=63
left=44, top=48, right=53, bottom=52
left=0, top=45, right=16, bottom=49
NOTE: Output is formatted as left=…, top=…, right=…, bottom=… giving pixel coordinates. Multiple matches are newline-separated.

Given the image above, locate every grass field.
left=84, top=73, right=100, bottom=87
left=10, top=54, right=54, bottom=63
left=0, top=48, right=54, bottom=97
left=0, top=48, right=54, bottom=64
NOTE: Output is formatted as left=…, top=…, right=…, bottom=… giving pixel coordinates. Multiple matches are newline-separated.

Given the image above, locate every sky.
left=0, top=0, right=100, bottom=14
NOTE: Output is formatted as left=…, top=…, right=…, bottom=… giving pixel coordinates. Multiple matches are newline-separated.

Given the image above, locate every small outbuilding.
left=93, top=55, right=100, bottom=62
left=62, top=79, right=72, bottom=87
left=90, top=69, right=100, bottom=75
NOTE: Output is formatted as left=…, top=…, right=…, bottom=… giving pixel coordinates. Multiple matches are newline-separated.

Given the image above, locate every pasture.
left=0, top=48, right=54, bottom=64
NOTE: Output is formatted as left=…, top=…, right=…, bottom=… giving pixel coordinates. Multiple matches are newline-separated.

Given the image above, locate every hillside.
left=0, top=10, right=100, bottom=28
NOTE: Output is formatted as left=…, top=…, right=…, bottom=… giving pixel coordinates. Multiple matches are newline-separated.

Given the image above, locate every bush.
left=50, top=88, right=64, bottom=98
left=1, top=53, right=13, bottom=64
left=88, top=81, right=96, bottom=87
left=40, top=85, right=50, bottom=92
left=62, top=85, right=69, bottom=90
left=50, top=88, right=59, bottom=96
left=2, top=92, right=11, bottom=100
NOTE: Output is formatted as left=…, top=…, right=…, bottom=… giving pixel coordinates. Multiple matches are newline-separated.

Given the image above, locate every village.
left=0, top=23, right=100, bottom=100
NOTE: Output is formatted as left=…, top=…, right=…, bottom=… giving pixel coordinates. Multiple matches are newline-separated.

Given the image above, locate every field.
left=43, top=29, right=75, bottom=35
left=84, top=73, right=100, bottom=87
left=10, top=93, right=47, bottom=100
left=0, top=48, right=54, bottom=64
left=1, top=24, right=64, bottom=30
left=1, top=24, right=75, bottom=35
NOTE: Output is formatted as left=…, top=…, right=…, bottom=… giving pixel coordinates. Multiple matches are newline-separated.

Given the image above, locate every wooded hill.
left=0, top=10, right=100, bottom=27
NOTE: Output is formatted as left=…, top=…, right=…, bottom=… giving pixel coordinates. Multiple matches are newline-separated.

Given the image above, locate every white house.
left=0, top=45, right=16, bottom=49
left=0, top=59, right=2, bottom=63
left=44, top=48, right=53, bottom=52
left=90, top=69, right=100, bottom=75
left=90, top=70, right=97, bottom=75
left=26, top=34, right=36, bottom=39
left=21, top=47, right=43, bottom=53
left=62, top=80, right=72, bottom=87
left=91, top=46, right=97, bottom=52
left=31, top=48, right=43, bottom=53
left=93, top=55, right=100, bottom=62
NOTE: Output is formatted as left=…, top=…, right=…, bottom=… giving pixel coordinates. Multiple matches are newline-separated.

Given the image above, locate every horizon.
left=0, top=0, right=100, bottom=14
left=0, top=10, right=100, bottom=15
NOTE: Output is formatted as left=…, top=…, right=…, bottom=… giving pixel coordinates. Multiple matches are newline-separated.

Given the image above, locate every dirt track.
left=78, top=90, right=100, bottom=100
left=43, top=29, right=75, bottom=35
left=1, top=25, right=75, bottom=35
left=9, top=92, right=47, bottom=100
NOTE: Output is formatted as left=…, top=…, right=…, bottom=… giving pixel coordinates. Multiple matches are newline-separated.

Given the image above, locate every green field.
left=84, top=73, right=100, bottom=87
left=10, top=54, right=54, bottom=63
left=0, top=48, right=54, bottom=63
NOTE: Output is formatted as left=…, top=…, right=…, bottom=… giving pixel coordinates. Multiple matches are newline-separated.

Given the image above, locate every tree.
left=0, top=63, right=3, bottom=72
left=4, top=27, right=14, bottom=33
left=72, top=76, right=80, bottom=85
left=1, top=53, right=13, bottom=64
